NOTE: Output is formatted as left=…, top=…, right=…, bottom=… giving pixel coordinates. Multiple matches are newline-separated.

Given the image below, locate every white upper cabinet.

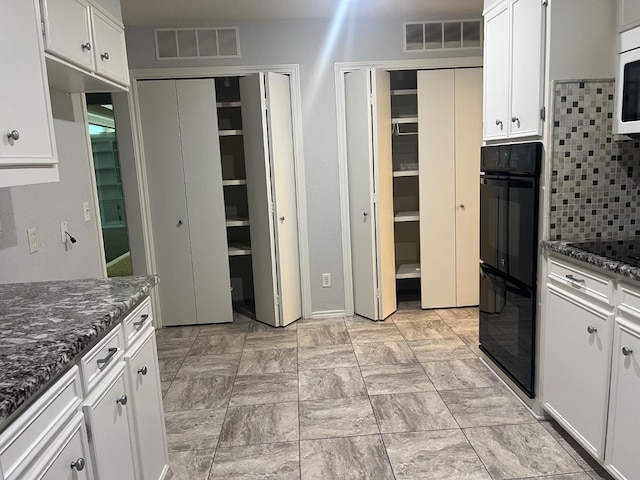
left=91, top=7, right=129, bottom=86
left=41, top=0, right=94, bottom=71
left=41, top=0, right=130, bottom=90
left=0, top=0, right=58, bottom=187
left=619, top=0, right=640, bottom=32
left=483, top=0, right=545, bottom=141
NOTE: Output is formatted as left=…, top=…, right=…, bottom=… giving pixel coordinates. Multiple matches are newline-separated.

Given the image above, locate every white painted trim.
left=129, top=64, right=311, bottom=324
left=80, top=94, right=108, bottom=278
left=310, top=309, right=347, bottom=319
left=335, top=57, right=483, bottom=316
left=106, top=250, right=130, bottom=268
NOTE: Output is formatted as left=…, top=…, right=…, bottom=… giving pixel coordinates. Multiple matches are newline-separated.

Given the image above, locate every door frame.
left=335, top=57, right=483, bottom=316
left=128, top=64, right=311, bottom=326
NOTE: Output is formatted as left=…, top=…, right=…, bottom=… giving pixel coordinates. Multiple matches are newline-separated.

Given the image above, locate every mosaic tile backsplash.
left=549, top=80, right=640, bottom=240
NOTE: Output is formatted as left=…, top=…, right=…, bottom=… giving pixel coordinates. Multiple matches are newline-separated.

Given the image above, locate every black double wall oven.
left=479, top=143, right=541, bottom=398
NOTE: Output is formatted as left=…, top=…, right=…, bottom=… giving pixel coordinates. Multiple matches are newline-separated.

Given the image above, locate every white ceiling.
left=120, top=0, right=484, bottom=27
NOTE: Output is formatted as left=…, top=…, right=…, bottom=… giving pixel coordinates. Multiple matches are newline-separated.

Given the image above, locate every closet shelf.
left=216, top=101, right=241, bottom=108
left=392, top=116, right=418, bottom=124
left=393, top=170, right=419, bottom=177
left=222, top=179, right=247, bottom=186
left=391, top=89, right=418, bottom=96
left=219, top=129, right=243, bottom=137
left=228, top=244, right=252, bottom=256
left=396, top=263, right=421, bottom=279
left=226, top=216, right=250, bottom=227
left=394, top=211, right=420, bottom=222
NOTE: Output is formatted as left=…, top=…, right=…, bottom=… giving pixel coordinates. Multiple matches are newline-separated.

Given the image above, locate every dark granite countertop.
left=542, top=240, right=640, bottom=282
left=0, top=275, right=158, bottom=428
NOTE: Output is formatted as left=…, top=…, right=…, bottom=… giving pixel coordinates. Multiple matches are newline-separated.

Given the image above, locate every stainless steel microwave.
left=615, top=26, right=640, bottom=135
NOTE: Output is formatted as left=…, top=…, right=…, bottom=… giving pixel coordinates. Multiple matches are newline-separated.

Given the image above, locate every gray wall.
left=0, top=90, right=104, bottom=283
left=125, top=16, right=482, bottom=314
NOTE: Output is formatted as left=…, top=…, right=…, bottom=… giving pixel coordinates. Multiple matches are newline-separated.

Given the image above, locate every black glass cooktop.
left=570, top=239, right=640, bottom=268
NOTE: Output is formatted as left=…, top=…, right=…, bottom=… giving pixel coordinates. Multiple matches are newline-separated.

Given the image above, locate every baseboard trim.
left=310, top=309, right=347, bottom=319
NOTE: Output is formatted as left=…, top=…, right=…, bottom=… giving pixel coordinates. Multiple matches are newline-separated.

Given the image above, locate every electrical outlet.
left=322, top=273, right=331, bottom=288
left=83, top=202, right=91, bottom=222
left=61, top=221, right=68, bottom=244
left=27, top=228, right=38, bottom=254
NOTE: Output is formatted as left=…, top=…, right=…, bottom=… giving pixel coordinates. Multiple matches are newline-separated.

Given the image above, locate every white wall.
left=125, top=16, right=482, bottom=314
left=0, top=90, right=104, bottom=283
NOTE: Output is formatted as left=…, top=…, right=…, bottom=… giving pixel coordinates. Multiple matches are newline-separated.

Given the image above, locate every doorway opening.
left=86, top=93, right=132, bottom=277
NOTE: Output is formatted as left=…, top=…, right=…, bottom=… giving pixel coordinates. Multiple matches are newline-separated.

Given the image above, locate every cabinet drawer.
left=0, top=367, right=82, bottom=480
left=619, top=284, right=640, bottom=320
left=547, top=258, right=614, bottom=306
left=79, top=326, right=124, bottom=393
left=122, top=298, right=152, bottom=348
left=23, top=412, right=93, bottom=480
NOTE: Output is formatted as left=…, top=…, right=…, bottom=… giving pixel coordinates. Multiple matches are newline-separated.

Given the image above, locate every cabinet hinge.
left=275, top=295, right=280, bottom=305
left=41, top=21, right=45, bottom=36
left=376, top=289, right=381, bottom=299
left=369, top=94, right=375, bottom=106
left=373, top=193, right=379, bottom=204
left=540, top=107, right=546, bottom=121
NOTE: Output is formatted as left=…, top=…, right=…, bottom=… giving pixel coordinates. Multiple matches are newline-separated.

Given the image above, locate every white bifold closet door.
left=137, top=79, right=233, bottom=326
left=345, top=68, right=396, bottom=321
left=240, top=72, right=302, bottom=327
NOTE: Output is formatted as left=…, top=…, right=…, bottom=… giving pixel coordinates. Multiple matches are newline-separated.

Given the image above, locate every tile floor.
left=156, top=305, right=614, bottom=480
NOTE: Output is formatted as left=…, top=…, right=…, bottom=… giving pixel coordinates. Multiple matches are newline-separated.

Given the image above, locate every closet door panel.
left=137, top=80, right=196, bottom=326
left=418, top=70, right=456, bottom=309
left=372, top=69, right=396, bottom=320
left=240, top=73, right=279, bottom=327
left=264, top=72, right=302, bottom=327
left=345, top=69, right=378, bottom=321
left=176, top=79, right=233, bottom=324
left=454, top=68, right=483, bottom=307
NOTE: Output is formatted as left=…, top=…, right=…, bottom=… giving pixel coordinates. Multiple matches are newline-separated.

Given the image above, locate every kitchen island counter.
left=0, top=275, right=158, bottom=429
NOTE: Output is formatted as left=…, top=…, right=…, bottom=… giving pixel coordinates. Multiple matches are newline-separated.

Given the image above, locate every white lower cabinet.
left=543, top=285, right=612, bottom=459
left=125, top=327, right=168, bottom=480
left=82, top=363, right=137, bottom=480
left=605, top=315, right=640, bottom=479
left=24, top=413, right=93, bottom=480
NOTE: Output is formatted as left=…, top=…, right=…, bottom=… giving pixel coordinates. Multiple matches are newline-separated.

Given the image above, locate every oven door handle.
left=480, top=264, right=532, bottom=298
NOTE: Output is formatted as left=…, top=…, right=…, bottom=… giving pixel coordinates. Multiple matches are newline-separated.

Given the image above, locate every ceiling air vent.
left=154, top=27, right=240, bottom=60
left=404, top=20, right=482, bottom=52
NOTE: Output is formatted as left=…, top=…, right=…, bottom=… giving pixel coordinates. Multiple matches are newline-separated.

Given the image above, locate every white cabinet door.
left=419, top=69, right=456, bottom=309
left=82, top=365, right=137, bottom=480
left=0, top=0, right=57, bottom=169
left=41, top=0, right=94, bottom=71
left=543, top=287, right=611, bottom=459
left=240, top=72, right=302, bottom=327
left=27, top=413, right=93, bottom=480
left=483, top=2, right=510, bottom=140
left=91, top=7, right=129, bottom=86
left=126, top=329, right=168, bottom=480
left=509, top=0, right=544, bottom=138
left=176, top=79, right=233, bottom=325
left=619, top=0, right=640, bottom=32
left=454, top=68, right=482, bottom=307
left=605, top=318, right=640, bottom=480
left=137, top=80, right=197, bottom=327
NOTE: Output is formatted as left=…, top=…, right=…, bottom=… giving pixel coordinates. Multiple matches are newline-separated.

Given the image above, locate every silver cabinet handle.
left=511, top=116, right=519, bottom=122
left=70, top=458, right=86, bottom=471
left=622, top=347, right=633, bottom=356
left=81, top=42, right=91, bottom=51
left=459, top=204, right=465, bottom=210
left=96, top=347, right=118, bottom=368
left=116, top=394, right=128, bottom=405
left=101, top=52, right=110, bottom=60
left=363, top=212, right=368, bottom=217
left=177, top=219, right=183, bottom=226
left=566, top=274, right=585, bottom=284
left=280, top=216, right=285, bottom=222
left=138, top=366, right=148, bottom=376
left=587, top=325, right=597, bottom=334
left=6, top=130, right=19, bottom=141
left=134, top=313, right=149, bottom=329
left=495, top=119, right=503, bottom=129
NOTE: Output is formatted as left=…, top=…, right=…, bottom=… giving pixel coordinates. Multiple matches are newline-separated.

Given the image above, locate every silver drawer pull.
left=587, top=325, right=597, bottom=334
left=6, top=130, right=19, bottom=141
left=116, top=394, right=128, bottom=405
left=622, top=347, right=633, bottom=356
left=566, top=274, right=585, bottom=284
left=101, top=52, right=110, bottom=60
left=96, top=347, right=118, bottom=368
left=134, top=314, right=149, bottom=329
left=138, top=366, right=148, bottom=376
left=81, top=42, right=91, bottom=51
left=70, top=458, right=86, bottom=471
